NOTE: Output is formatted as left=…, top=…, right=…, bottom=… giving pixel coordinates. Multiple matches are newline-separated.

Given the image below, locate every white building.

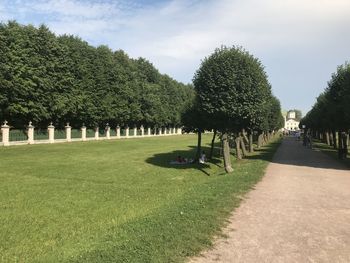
left=283, top=110, right=300, bottom=131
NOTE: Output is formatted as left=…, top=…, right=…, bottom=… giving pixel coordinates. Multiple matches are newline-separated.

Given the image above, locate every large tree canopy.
left=190, top=46, right=283, bottom=172
left=0, top=21, right=194, bottom=128
left=193, top=46, right=276, bottom=132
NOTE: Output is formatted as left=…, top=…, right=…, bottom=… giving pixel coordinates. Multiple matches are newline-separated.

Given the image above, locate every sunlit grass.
left=0, top=134, right=281, bottom=262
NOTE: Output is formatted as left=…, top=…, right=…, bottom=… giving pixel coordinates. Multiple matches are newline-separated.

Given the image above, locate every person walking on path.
left=190, top=137, right=350, bottom=263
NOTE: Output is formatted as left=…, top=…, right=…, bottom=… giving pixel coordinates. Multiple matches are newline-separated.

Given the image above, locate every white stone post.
left=81, top=125, right=86, bottom=141
left=133, top=126, right=137, bottom=137
left=173, top=127, right=176, bottom=134
left=48, top=122, right=55, bottom=143
left=106, top=124, right=110, bottom=139
left=27, top=121, right=34, bottom=144
left=177, top=127, right=182, bottom=135
left=126, top=126, right=129, bottom=138
left=1, top=121, right=10, bottom=146
left=164, top=128, right=167, bottom=135
left=65, top=122, right=72, bottom=142
left=94, top=127, right=99, bottom=140
left=116, top=126, right=121, bottom=138
left=159, top=127, right=162, bottom=136
left=140, top=125, right=144, bottom=137
left=147, top=127, right=151, bottom=136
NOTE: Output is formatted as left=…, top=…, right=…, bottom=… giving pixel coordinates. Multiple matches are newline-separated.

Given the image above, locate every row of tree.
left=300, top=62, right=350, bottom=159
left=0, top=21, right=194, bottom=129
left=182, top=46, right=284, bottom=172
left=0, top=22, right=284, bottom=172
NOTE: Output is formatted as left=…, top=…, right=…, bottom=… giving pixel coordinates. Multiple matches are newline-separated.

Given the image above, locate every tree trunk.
left=222, top=133, right=233, bottom=173
left=257, top=132, right=263, bottom=148
left=235, top=136, right=242, bottom=160
left=325, top=131, right=330, bottom=145
left=239, top=134, right=248, bottom=157
left=329, top=131, right=334, bottom=146
left=263, top=132, right=268, bottom=145
left=248, top=130, right=254, bottom=153
left=209, top=129, right=217, bottom=160
left=195, top=131, right=202, bottom=162
left=242, top=129, right=249, bottom=144
left=343, top=132, right=348, bottom=159
left=338, top=131, right=343, bottom=159
left=332, top=130, right=337, bottom=149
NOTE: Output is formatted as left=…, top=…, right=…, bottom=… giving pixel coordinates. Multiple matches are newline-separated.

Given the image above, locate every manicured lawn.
left=0, top=134, right=281, bottom=262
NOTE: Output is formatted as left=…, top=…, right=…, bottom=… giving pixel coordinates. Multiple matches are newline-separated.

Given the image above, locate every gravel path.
left=190, top=137, right=350, bottom=263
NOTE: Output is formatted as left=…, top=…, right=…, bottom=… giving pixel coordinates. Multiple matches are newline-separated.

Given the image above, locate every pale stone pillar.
left=1, top=121, right=10, bottom=146
left=159, top=127, right=162, bottom=136
left=94, top=127, right=99, bottom=140
left=126, top=126, right=129, bottom=138
left=140, top=125, right=144, bottom=137
left=48, top=122, right=55, bottom=143
left=116, top=125, right=121, bottom=138
left=177, top=127, right=182, bottom=135
left=147, top=127, right=151, bottom=136
left=81, top=125, right=87, bottom=141
left=173, top=127, right=176, bottom=134
left=164, top=127, right=167, bottom=135
left=65, top=122, right=72, bottom=142
left=27, top=121, right=34, bottom=144
left=133, top=126, right=137, bottom=137
left=106, top=124, right=110, bottom=139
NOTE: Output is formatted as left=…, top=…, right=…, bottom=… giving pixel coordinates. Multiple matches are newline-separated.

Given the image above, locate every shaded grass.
left=0, top=134, right=281, bottom=262
left=313, top=141, right=350, bottom=168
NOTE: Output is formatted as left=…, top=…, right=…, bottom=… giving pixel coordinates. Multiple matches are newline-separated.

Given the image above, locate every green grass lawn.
left=0, top=134, right=281, bottom=263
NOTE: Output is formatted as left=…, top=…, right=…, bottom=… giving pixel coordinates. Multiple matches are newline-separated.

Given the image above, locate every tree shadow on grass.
left=146, top=145, right=222, bottom=176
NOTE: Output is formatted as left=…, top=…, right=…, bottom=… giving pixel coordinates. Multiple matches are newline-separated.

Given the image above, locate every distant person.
left=303, top=133, right=307, bottom=146
left=199, top=151, right=206, bottom=164
left=306, top=133, right=312, bottom=149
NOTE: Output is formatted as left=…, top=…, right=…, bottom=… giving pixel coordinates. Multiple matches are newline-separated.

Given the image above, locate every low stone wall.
left=0, top=121, right=183, bottom=147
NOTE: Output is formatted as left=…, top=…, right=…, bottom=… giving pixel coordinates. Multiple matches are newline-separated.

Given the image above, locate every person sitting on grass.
left=170, top=155, right=194, bottom=165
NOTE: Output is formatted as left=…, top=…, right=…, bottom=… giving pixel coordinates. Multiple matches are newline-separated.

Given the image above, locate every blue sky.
left=1, top=0, right=350, bottom=115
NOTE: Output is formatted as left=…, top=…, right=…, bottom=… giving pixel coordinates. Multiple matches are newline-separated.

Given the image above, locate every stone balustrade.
left=0, top=121, right=183, bottom=147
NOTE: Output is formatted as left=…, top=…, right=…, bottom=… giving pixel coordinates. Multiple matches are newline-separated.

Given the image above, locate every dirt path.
left=190, top=137, right=350, bottom=263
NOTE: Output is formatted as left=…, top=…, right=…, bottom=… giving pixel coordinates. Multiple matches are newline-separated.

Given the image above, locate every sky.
left=1, top=0, right=350, bottom=115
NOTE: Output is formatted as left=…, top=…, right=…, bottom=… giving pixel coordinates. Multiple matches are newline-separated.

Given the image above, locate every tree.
left=300, top=62, right=350, bottom=159
left=193, top=46, right=274, bottom=172
left=0, top=21, right=194, bottom=130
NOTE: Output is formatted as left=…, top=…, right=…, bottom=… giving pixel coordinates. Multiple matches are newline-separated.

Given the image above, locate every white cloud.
left=0, top=1, right=11, bottom=21
left=25, top=0, right=121, bottom=18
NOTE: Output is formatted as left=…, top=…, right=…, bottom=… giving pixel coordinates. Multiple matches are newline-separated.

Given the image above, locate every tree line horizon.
left=300, top=62, right=350, bottom=159
left=1, top=21, right=285, bottom=172
left=0, top=21, right=194, bottom=129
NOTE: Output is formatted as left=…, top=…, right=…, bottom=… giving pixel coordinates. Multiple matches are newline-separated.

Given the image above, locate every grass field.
left=0, top=134, right=281, bottom=262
